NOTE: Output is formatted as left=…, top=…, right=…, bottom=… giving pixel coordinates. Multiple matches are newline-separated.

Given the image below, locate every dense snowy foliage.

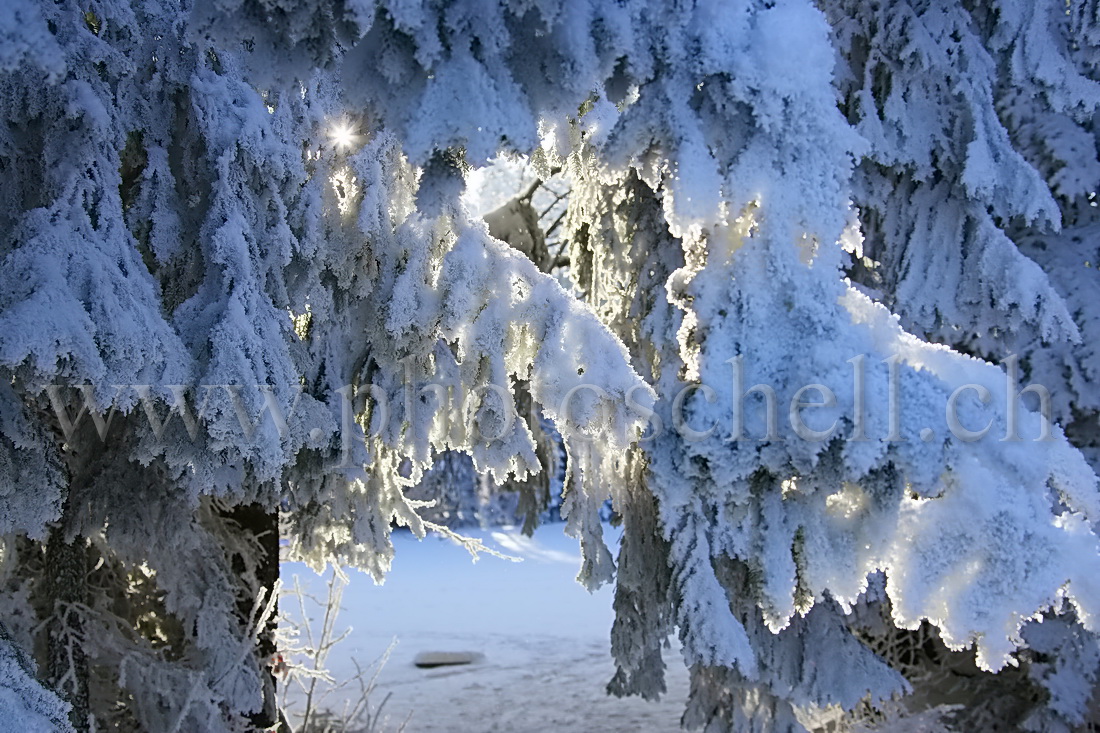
left=0, top=623, right=73, bottom=732
left=0, top=0, right=1099, bottom=730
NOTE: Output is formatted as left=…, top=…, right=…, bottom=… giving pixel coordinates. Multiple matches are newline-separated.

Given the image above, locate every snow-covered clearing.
left=282, top=523, right=690, bottom=732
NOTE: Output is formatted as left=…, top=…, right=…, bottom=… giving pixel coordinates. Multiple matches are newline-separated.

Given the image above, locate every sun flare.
left=329, top=122, right=356, bottom=149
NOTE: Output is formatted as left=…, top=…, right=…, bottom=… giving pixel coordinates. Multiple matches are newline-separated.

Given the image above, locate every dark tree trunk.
left=43, top=519, right=89, bottom=732
left=223, top=502, right=282, bottom=731
left=34, top=390, right=113, bottom=732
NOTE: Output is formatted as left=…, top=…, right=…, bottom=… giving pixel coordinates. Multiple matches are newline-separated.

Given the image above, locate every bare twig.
left=517, top=178, right=542, bottom=202
left=544, top=208, right=568, bottom=239
left=278, top=571, right=407, bottom=733
left=538, top=189, right=569, bottom=218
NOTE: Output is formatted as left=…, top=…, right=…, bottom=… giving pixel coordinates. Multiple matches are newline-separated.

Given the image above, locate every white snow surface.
left=282, top=522, right=689, bottom=732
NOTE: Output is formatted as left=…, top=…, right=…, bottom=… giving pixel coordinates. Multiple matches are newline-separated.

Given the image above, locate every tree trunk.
left=223, top=502, right=282, bottom=731
left=43, top=519, right=89, bottom=732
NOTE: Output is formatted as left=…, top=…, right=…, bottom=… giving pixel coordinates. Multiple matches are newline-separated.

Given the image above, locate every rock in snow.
left=413, top=651, right=485, bottom=668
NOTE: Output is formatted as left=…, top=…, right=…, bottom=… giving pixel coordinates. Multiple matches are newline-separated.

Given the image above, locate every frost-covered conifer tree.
left=1, top=0, right=1100, bottom=731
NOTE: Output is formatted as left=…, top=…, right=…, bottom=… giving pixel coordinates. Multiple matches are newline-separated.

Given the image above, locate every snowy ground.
left=281, top=523, right=690, bottom=732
